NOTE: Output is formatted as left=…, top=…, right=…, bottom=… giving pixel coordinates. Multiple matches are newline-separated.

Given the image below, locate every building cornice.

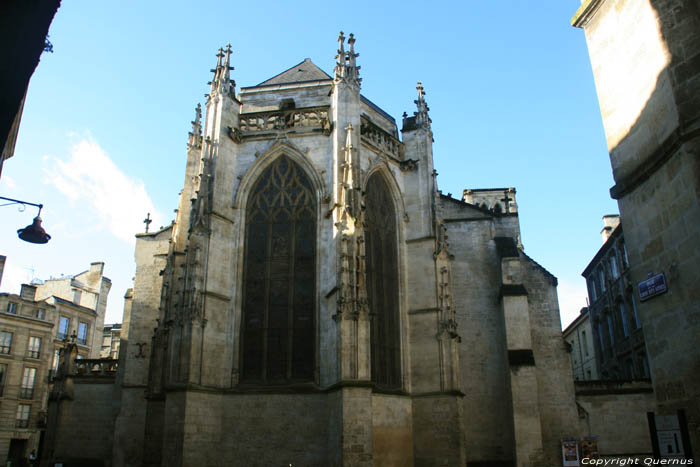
left=571, top=0, right=608, bottom=28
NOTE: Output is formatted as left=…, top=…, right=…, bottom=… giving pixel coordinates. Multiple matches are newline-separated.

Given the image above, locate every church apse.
left=42, top=32, right=580, bottom=467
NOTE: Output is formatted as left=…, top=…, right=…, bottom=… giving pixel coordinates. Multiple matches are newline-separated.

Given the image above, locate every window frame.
left=0, top=331, right=13, bottom=354
left=0, top=363, right=7, bottom=397
left=15, top=403, right=31, bottom=428
left=58, top=316, right=70, bottom=340
left=77, top=321, right=88, bottom=345
left=27, top=336, right=41, bottom=359
left=239, top=156, right=317, bottom=384
left=20, top=367, right=36, bottom=400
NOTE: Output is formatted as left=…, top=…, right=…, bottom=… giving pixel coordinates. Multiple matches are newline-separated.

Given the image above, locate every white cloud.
left=43, top=139, right=162, bottom=244
left=0, top=259, right=32, bottom=294
left=0, top=175, right=17, bottom=190
left=557, top=279, right=589, bottom=330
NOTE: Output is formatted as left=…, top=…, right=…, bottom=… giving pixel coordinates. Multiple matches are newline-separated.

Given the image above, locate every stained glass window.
left=241, top=156, right=316, bottom=383
left=364, top=173, right=401, bottom=388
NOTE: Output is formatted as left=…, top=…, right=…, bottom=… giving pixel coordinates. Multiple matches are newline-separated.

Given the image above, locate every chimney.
left=90, top=262, right=105, bottom=276
left=20, top=284, right=37, bottom=301
left=601, top=214, right=620, bottom=243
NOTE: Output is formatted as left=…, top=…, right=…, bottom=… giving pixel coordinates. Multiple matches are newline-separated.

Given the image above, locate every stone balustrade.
left=73, top=358, right=118, bottom=376
left=360, top=117, right=403, bottom=160
left=239, top=106, right=331, bottom=135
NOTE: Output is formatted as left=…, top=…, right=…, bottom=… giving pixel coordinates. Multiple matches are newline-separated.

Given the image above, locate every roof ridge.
left=255, top=58, right=332, bottom=87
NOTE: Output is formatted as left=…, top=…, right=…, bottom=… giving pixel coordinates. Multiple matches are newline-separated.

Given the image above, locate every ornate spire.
left=333, top=31, right=361, bottom=88
left=188, top=103, right=202, bottom=149
left=208, top=44, right=235, bottom=99
left=414, top=81, right=431, bottom=129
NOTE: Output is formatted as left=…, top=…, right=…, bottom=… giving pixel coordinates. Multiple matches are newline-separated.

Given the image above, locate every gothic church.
left=47, top=33, right=579, bottom=467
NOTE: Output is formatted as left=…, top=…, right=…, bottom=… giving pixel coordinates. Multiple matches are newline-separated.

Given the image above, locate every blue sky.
left=0, top=1, right=618, bottom=327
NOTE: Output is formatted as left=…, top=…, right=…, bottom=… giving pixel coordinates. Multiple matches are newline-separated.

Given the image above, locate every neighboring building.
left=572, top=0, right=700, bottom=454
left=43, top=35, right=582, bottom=466
left=34, top=262, right=111, bottom=359
left=563, top=307, right=599, bottom=381
left=0, top=0, right=61, bottom=179
left=0, top=261, right=110, bottom=464
left=582, top=215, right=648, bottom=381
left=100, top=323, right=121, bottom=359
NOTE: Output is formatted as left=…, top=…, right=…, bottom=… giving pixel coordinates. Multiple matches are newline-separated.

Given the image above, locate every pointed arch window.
left=364, top=173, right=401, bottom=388
left=241, top=156, right=316, bottom=383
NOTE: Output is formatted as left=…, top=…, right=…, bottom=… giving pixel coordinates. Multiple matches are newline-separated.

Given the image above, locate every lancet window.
left=364, top=173, right=401, bottom=388
left=241, top=156, right=316, bottom=383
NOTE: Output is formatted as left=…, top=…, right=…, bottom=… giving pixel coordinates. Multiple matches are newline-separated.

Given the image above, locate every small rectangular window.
left=0, top=363, right=7, bottom=397
left=35, top=309, right=45, bottom=320
left=6, top=303, right=17, bottom=314
left=607, top=314, right=615, bottom=350
left=582, top=330, right=589, bottom=356
left=77, top=322, right=88, bottom=345
left=599, top=269, right=606, bottom=292
left=27, top=336, right=41, bottom=359
left=588, top=278, right=597, bottom=302
left=0, top=331, right=13, bottom=354
left=619, top=303, right=630, bottom=337
left=631, top=299, right=641, bottom=328
left=609, top=255, right=619, bottom=279
left=58, top=316, right=70, bottom=340
left=20, top=367, right=36, bottom=399
left=15, top=404, right=31, bottom=428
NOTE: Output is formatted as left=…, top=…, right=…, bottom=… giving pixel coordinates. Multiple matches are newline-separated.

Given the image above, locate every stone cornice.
left=571, top=0, right=607, bottom=28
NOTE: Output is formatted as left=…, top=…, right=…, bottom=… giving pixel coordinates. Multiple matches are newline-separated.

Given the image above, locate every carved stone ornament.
left=227, top=126, right=242, bottom=143
left=399, top=159, right=419, bottom=172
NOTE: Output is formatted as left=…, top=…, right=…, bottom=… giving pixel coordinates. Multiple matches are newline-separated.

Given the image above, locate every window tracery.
left=364, top=173, right=401, bottom=388
left=241, top=156, right=316, bottom=383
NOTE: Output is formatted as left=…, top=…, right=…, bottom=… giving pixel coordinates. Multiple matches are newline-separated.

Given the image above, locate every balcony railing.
left=238, top=106, right=331, bottom=135
left=73, top=358, right=118, bottom=376
left=360, top=117, right=403, bottom=160
left=15, top=419, right=29, bottom=429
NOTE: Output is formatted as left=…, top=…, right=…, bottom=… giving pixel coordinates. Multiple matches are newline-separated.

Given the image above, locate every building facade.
left=0, top=261, right=110, bottom=464
left=100, top=323, right=121, bottom=359
left=582, top=216, right=649, bottom=381
left=563, top=307, right=599, bottom=381
left=572, top=0, right=700, bottom=454
left=45, top=35, right=581, bottom=467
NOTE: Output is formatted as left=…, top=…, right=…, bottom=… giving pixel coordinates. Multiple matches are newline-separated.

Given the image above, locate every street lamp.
left=0, top=196, right=51, bottom=244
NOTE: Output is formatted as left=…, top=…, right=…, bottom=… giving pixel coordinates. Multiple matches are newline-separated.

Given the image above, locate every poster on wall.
left=561, top=437, right=580, bottom=467
left=581, top=437, right=599, bottom=459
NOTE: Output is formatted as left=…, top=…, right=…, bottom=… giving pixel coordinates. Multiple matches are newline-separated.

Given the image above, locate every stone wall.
left=48, top=378, right=117, bottom=466
left=522, top=255, right=580, bottom=465
left=575, top=380, right=655, bottom=456
left=575, top=0, right=700, bottom=454
left=446, top=209, right=515, bottom=465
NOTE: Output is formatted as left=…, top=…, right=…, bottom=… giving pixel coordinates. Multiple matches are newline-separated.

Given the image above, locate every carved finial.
left=347, top=33, right=359, bottom=69
left=414, top=81, right=431, bottom=129
left=223, top=44, right=235, bottom=92
left=335, top=31, right=346, bottom=79
left=188, top=104, right=203, bottom=149
left=209, top=45, right=235, bottom=98
left=334, top=31, right=360, bottom=87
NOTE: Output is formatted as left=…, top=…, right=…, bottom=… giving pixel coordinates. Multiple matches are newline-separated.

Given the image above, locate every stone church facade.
left=46, top=34, right=579, bottom=467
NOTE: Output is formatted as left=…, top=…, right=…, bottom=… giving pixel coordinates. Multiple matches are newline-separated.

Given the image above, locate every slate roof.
left=256, top=58, right=332, bottom=87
